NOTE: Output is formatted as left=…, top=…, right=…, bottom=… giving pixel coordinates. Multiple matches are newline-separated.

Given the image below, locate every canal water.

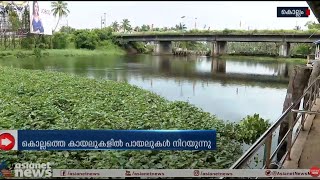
left=0, top=54, right=299, bottom=123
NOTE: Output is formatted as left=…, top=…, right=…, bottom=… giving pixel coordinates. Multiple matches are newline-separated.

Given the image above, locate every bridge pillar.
left=279, top=42, right=290, bottom=57
left=211, top=41, right=227, bottom=57
left=153, top=41, right=173, bottom=55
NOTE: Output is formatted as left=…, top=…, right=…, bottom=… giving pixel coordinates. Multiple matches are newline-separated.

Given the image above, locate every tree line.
left=2, top=1, right=320, bottom=57
left=111, top=19, right=187, bottom=33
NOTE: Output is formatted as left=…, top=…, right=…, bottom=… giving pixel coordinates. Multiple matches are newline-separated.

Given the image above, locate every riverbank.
left=0, top=48, right=126, bottom=59
left=220, top=55, right=306, bottom=64
left=0, top=48, right=308, bottom=64
left=0, top=66, right=242, bottom=169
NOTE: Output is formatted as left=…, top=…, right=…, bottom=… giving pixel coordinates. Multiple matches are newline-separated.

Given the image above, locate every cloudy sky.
left=57, top=1, right=318, bottom=30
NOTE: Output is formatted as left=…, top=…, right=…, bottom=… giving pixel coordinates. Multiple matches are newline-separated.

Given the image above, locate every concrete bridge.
left=115, top=34, right=320, bottom=57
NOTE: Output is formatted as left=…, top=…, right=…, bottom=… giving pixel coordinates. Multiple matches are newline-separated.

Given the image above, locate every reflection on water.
left=0, top=54, right=296, bottom=122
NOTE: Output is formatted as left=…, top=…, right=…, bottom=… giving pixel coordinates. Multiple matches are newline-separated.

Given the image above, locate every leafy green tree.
left=8, top=10, right=21, bottom=48
left=21, top=6, right=30, bottom=31
left=169, top=27, right=176, bottom=31
left=294, top=44, right=312, bottom=55
left=52, top=32, right=68, bottom=49
left=74, top=30, right=99, bottom=50
left=59, top=26, right=75, bottom=34
left=134, top=26, right=140, bottom=32
left=140, top=24, right=150, bottom=31
left=21, top=36, right=35, bottom=50
left=51, top=1, right=70, bottom=32
left=38, top=35, right=51, bottom=49
left=121, top=19, right=131, bottom=32
left=130, top=42, right=147, bottom=53
left=111, top=21, right=119, bottom=32
left=305, top=21, right=320, bottom=30
left=92, top=27, right=113, bottom=41
left=8, top=10, right=21, bottom=29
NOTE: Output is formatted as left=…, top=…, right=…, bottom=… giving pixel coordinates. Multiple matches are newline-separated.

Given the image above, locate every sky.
left=57, top=1, right=318, bottom=31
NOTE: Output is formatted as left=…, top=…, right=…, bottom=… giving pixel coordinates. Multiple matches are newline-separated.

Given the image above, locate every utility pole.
left=101, top=13, right=106, bottom=29
left=104, top=13, right=106, bottom=28
left=101, top=16, right=103, bottom=29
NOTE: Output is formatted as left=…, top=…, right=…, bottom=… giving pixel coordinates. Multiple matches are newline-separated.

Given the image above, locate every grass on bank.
left=0, top=66, right=243, bottom=169
left=43, top=48, right=126, bottom=56
left=0, top=47, right=126, bottom=59
left=0, top=48, right=308, bottom=64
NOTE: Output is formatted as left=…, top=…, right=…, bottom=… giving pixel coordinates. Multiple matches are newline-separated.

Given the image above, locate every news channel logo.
left=0, top=161, right=13, bottom=178
left=277, top=7, right=310, bottom=18
left=0, top=161, right=52, bottom=178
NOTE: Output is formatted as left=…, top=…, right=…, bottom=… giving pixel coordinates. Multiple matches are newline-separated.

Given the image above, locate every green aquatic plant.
left=0, top=66, right=243, bottom=169
left=236, top=114, right=271, bottom=144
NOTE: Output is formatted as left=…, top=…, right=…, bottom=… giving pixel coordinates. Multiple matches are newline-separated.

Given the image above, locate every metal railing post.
left=316, top=79, right=320, bottom=99
left=264, top=135, right=272, bottom=168
left=308, top=86, right=313, bottom=110
left=301, top=97, right=306, bottom=131
left=287, top=112, right=294, bottom=161
left=301, top=111, right=306, bottom=131
left=313, top=81, right=317, bottom=104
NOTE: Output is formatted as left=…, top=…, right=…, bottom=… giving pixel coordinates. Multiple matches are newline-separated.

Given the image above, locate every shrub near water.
left=236, top=114, right=271, bottom=144
left=74, top=30, right=99, bottom=50
left=0, top=67, right=242, bottom=169
left=52, top=32, right=68, bottom=49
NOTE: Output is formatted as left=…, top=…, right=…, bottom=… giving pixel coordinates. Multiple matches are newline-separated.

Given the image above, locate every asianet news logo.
left=14, top=162, right=52, bottom=178
left=0, top=161, right=13, bottom=178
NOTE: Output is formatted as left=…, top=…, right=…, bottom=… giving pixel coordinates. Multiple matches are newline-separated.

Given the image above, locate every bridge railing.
left=228, top=74, right=320, bottom=170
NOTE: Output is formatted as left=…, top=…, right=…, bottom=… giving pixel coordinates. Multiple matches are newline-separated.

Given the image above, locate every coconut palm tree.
left=111, top=21, right=119, bottom=32
left=51, top=1, right=70, bottom=32
left=121, top=19, right=131, bottom=33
